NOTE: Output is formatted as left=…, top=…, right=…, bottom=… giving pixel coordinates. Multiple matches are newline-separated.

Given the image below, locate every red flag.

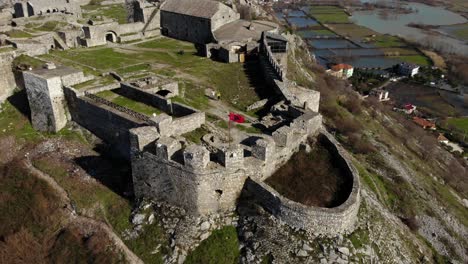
left=229, top=112, right=245, bottom=123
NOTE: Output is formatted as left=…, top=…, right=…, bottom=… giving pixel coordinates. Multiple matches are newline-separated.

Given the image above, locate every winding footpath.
left=21, top=158, right=143, bottom=264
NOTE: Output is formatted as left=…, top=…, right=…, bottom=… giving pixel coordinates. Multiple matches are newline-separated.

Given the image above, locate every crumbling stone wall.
left=0, top=50, right=16, bottom=102
left=259, top=33, right=320, bottom=113
left=81, top=22, right=144, bottom=47
left=64, top=87, right=145, bottom=159
left=118, top=82, right=205, bottom=136
left=243, top=130, right=360, bottom=236
left=14, top=0, right=82, bottom=18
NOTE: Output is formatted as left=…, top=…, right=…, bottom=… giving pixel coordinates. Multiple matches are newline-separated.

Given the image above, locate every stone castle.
left=3, top=0, right=360, bottom=236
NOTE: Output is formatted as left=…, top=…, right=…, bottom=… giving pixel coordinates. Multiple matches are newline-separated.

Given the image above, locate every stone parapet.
left=244, top=130, right=360, bottom=236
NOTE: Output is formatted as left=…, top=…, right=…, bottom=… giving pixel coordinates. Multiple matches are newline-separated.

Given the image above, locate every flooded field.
left=351, top=2, right=468, bottom=55
left=308, top=39, right=357, bottom=49
left=286, top=16, right=319, bottom=27
left=275, top=4, right=434, bottom=69
left=438, top=23, right=468, bottom=41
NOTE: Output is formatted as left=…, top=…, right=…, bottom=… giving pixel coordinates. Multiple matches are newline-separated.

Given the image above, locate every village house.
left=437, top=133, right=449, bottom=144
left=398, top=62, right=419, bottom=77
left=404, top=103, right=416, bottom=114
left=326, top=63, right=354, bottom=79
left=369, top=88, right=390, bottom=102
left=413, top=116, right=436, bottom=130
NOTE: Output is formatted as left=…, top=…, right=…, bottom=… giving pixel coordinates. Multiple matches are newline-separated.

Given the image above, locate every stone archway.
left=105, top=31, right=118, bottom=43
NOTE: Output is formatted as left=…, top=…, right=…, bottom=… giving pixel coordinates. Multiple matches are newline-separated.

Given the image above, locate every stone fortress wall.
left=129, top=109, right=323, bottom=215
left=14, top=0, right=361, bottom=236
left=61, top=78, right=205, bottom=159
left=64, top=86, right=146, bottom=159
left=244, top=130, right=361, bottom=236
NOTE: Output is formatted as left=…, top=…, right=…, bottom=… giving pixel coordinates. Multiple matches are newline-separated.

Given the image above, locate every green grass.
left=0, top=47, right=15, bottom=53
left=47, top=37, right=264, bottom=111
left=116, top=63, right=151, bottom=75
left=182, top=126, right=210, bottom=144
left=382, top=47, right=419, bottom=56
left=82, top=4, right=127, bottom=24
left=329, top=23, right=375, bottom=38
left=32, top=156, right=167, bottom=263
left=3, top=29, right=33, bottom=38
left=13, top=54, right=45, bottom=69
left=124, top=223, right=167, bottom=264
left=453, top=28, right=468, bottom=39
left=372, top=35, right=405, bottom=48
left=137, top=38, right=196, bottom=51
left=310, top=29, right=335, bottom=35
left=96, top=89, right=162, bottom=116
left=312, top=13, right=349, bottom=23
left=348, top=228, right=370, bottom=249
left=309, top=6, right=349, bottom=23
left=27, top=21, right=68, bottom=32
left=185, top=226, right=240, bottom=264
left=396, top=55, right=432, bottom=66
left=49, top=48, right=138, bottom=71
left=235, top=124, right=262, bottom=134
left=72, top=75, right=116, bottom=90
left=0, top=98, right=42, bottom=142
left=447, top=117, right=468, bottom=132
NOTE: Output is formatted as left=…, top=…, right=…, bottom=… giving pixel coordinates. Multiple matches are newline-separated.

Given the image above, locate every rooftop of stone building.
left=214, top=20, right=278, bottom=44
left=160, top=0, right=225, bottom=19
left=27, top=65, right=82, bottom=79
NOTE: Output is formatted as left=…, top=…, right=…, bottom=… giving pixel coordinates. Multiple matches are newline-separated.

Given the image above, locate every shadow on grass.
left=7, top=89, right=31, bottom=121
left=74, top=143, right=134, bottom=199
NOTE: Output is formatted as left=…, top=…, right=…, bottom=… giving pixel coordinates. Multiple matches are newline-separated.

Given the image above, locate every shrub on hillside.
left=339, top=95, right=362, bottom=115
left=348, top=134, right=376, bottom=154
left=335, top=117, right=361, bottom=136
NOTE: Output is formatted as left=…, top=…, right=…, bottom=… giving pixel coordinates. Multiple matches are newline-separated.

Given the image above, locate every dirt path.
left=22, top=158, right=143, bottom=264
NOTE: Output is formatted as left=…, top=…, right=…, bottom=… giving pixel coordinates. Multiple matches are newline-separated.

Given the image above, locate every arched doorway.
left=105, top=31, right=117, bottom=43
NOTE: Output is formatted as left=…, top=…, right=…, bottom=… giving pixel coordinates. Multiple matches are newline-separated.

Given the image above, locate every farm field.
left=285, top=4, right=434, bottom=68
left=386, top=83, right=458, bottom=117
left=308, top=6, right=350, bottom=24
left=328, top=23, right=376, bottom=39
left=448, top=118, right=468, bottom=132
left=439, top=23, right=468, bottom=41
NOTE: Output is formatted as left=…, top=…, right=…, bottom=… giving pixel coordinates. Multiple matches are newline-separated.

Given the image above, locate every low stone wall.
left=120, top=82, right=172, bottom=113
left=119, top=33, right=143, bottom=43
left=119, top=83, right=205, bottom=136
left=244, top=130, right=360, bottom=236
left=64, top=87, right=145, bottom=159
left=169, top=111, right=205, bottom=136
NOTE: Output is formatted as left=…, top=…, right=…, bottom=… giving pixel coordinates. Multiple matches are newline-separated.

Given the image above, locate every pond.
left=351, top=2, right=468, bottom=55
left=297, top=29, right=337, bottom=38
left=308, top=39, right=357, bottom=49
left=316, top=55, right=401, bottom=69
left=286, top=17, right=319, bottom=28
left=314, top=48, right=384, bottom=57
